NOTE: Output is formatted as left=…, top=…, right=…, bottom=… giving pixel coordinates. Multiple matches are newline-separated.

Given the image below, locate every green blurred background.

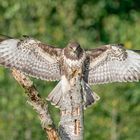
left=0, top=0, right=140, bottom=140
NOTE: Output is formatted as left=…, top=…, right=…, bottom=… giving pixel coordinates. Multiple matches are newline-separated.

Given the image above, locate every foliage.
left=0, top=0, right=140, bottom=139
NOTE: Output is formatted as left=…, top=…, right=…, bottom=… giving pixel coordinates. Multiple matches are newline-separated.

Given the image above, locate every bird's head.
left=63, top=42, right=84, bottom=60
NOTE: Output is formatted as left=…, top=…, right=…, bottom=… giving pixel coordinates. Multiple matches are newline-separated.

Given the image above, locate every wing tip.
left=0, top=34, right=13, bottom=42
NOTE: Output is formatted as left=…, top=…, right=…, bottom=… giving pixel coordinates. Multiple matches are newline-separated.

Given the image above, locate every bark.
left=59, top=77, right=84, bottom=140
left=12, top=69, right=84, bottom=140
left=12, top=69, right=59, bottom=140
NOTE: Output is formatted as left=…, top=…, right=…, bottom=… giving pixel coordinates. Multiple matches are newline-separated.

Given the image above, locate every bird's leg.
left=72, top=68, right=82, bottom=77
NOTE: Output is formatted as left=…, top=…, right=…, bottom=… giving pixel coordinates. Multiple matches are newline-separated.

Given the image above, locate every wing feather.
left=86, top=44, right=140, bottom=85
left=0, top=37, right=62, bottom=81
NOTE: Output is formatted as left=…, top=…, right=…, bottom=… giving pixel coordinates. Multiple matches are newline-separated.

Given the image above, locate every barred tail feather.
left=47, top=80, right=100, bottom=109
left=82, top=80, right=100, bottom=109
left=46, top=81, right=63, bottom=108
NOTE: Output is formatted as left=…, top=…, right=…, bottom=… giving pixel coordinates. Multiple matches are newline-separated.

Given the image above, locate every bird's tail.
left=81, top=80, right=100, bottom=109
left=46, top=81, right=63, bottom=108
left=47, top=80, right=100, bottom=109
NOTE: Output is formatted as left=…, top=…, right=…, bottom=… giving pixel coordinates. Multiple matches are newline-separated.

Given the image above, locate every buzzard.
left=0, top=36, right=140, bottom=108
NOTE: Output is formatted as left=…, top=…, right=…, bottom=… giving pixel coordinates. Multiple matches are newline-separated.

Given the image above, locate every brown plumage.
left=0, top=36, right=140, bottom=108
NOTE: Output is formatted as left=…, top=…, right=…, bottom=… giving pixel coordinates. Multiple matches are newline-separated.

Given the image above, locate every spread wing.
left=86, top=44, right=140, bottom=85
left=0, top=36, right=62, bottom=81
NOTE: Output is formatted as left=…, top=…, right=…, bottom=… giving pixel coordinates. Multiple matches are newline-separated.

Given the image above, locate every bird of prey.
left=0, top=36, right=140, bottom=108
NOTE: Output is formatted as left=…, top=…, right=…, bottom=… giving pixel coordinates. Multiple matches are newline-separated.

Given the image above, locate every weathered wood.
left=12, top=68, right=84, bottom=140
left=59, top=77, right=84, bottom=140
left=12, top=69, right=59, bottom=140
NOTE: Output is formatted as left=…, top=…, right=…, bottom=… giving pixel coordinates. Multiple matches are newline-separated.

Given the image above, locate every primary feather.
left=0, top=37, right=61, bottom=81
left=86, top=44, right=140, bottom=84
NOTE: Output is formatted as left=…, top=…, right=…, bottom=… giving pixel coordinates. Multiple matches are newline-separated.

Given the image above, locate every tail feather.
left=47, top=80, right=100, bottom=109
left=82, top=80, right=100, bottom=109
left=46, top=81, right=63, bottom=108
